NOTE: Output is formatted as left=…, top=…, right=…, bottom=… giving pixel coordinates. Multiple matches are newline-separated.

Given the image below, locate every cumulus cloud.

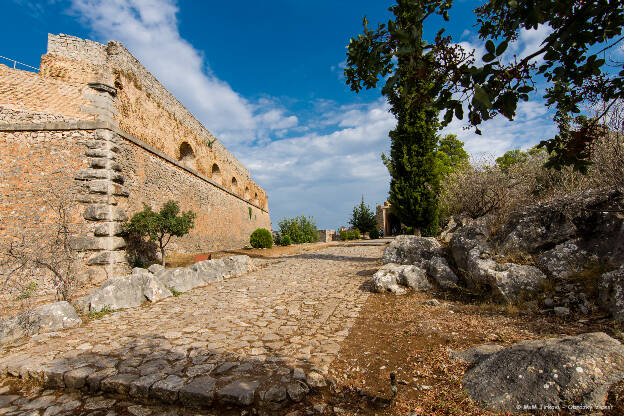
left=70, top=0, right=295, bottom=145
left=236, top=99, right=395, bottom=227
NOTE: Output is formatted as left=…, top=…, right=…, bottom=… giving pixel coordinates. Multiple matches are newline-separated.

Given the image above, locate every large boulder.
left=382, top=235, right=443, bottom=265
left=191, top=259, right=229, bottom=283
left=190, top=255, right=254, bottom=283
left=426, top=256, right=459, bottom=290
left=463, top=332, right=624, bottom=413
left=155, top=267, right=205, bottom=293
left=536, top=240, right=590, bottom=279
left=449, top=223, right=492, bottom=273
left=599, top=266, right=624, bottom=323
left=0, top=302, right=82, bottom=345
left=80, top=271, right=172, bottom=312
left=223, top=255, right=255, bottom=277
left=370, top=263, right=431, bottom=294
left=450, top=224, right=547, bottom=301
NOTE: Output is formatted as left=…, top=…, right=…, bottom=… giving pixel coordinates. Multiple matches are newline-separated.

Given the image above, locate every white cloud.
left=70, top=0, right=296, bottom=146
left=236, top=99, right=395, bottom=227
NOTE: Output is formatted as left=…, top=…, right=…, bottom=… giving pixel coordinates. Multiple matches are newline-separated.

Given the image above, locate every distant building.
left=376, top=201, right=401, bottom=235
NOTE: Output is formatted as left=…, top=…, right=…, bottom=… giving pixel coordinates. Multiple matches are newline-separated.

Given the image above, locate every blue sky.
left=3, top=0, right=561, bottom=229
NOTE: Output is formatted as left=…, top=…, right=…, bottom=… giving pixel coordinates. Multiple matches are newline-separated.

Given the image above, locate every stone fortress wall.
left=0, top=34, right=271, bottom=285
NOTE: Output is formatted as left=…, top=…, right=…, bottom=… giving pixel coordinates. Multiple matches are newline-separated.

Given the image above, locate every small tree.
left=124, top=201, right=196, bottom=266
left=348, top=196, right=377, bottom=234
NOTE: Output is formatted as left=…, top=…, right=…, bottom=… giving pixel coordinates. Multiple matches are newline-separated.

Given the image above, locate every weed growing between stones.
left=170, top=288, right=182, bottom=297
left=87, top=305, right=113, bottom=320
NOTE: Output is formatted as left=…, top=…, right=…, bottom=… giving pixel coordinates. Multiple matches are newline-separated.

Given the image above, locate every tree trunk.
left=160, top=243, right=166, bottom=266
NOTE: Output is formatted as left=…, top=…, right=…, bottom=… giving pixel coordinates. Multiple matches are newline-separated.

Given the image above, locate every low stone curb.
left=0, top=355, right=326, bottom=411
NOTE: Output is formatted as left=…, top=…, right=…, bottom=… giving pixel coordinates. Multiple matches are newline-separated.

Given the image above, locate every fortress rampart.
left=0, top=34, right=270, bottom=285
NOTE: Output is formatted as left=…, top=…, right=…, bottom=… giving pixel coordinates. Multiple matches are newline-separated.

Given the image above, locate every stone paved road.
left=0, top=243, right=385, bottom=414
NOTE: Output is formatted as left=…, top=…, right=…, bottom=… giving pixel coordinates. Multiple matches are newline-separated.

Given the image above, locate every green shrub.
left=278, top=216, right=318, bottom=244
left=339, top=230, right=349, bottom=241
left=250, top=228, right=273, bottom=248
left=281, top=235, right=292, bottom=246
left=352, top=229, right=361, bottom=239
left=369, top=229, right=379, bottom=239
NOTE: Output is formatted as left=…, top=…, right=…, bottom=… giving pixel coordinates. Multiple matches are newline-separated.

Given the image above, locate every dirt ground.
left=309, top=288, right=624, bottom=416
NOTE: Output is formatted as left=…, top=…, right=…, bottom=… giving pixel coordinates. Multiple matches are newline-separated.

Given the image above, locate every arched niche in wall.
left=253, top=192, right=259, bottom=205
left=178, top=141, right=197, bottom=170
left=244, top=186, right=250, bottom=200
left=211, top=163, right=222, bottom=183
left=231, top=177, right=238, bottom=192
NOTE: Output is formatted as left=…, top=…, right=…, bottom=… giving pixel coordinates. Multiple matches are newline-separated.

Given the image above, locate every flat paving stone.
left=216, top=380, right=260, bottom=406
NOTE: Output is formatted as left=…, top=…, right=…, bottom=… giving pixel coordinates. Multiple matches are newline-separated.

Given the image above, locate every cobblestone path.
left=0, top=243, right=384, bottom=415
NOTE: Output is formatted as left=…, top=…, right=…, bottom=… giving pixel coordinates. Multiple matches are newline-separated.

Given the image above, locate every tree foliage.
left=346, top=0, right=624, bottom=171
left=124, top=200, right=196, bottom=266
left=346, top=0, right=443, bottom=236
left=435, top=134, right=470, bottom=176
left=277, top=216, right=318, bottom=244
left=348, top=196, right=377, bottom=234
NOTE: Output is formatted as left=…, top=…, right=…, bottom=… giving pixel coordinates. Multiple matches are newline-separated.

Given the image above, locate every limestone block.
left=0, top=302, right=82, bottom=345
left=150, top=374, right=185, bottom=403
left=179, top=375, right=216, bottom=406
left=69, top=236, right=107, bottom=251
left=84, top=205, right=127, bottom=222
left=85, top=148, right=116, bottom=159
left=87, top=250, right=127, bottom=265
left=75, top=168, right=109, bottom=181
left=216, top=380, right=260, bottom=406
left=94, top=222, right=124, bottom=236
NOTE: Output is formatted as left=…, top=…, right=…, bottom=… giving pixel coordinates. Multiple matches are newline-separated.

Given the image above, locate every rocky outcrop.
left=536, top=240, right=590, bottom=279
left=599, top=266, right=624, bottom=323
left=496, top=187, right=623, bottom=262
left=0, top=302, right=82, bottom=345
left=382, top=235, right=442, bottom=265
left=462, top=332, right=624, bottom=413
left=370, top=263, right=431, bottom=294
left=450, top=224, right=547, bottom=301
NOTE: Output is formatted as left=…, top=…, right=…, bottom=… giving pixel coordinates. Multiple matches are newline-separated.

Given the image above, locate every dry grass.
left=310, top=290, right=624, bottom=415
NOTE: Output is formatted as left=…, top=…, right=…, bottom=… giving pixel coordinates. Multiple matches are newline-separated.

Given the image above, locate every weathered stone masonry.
left=0, top=34, right=271, bottom=284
